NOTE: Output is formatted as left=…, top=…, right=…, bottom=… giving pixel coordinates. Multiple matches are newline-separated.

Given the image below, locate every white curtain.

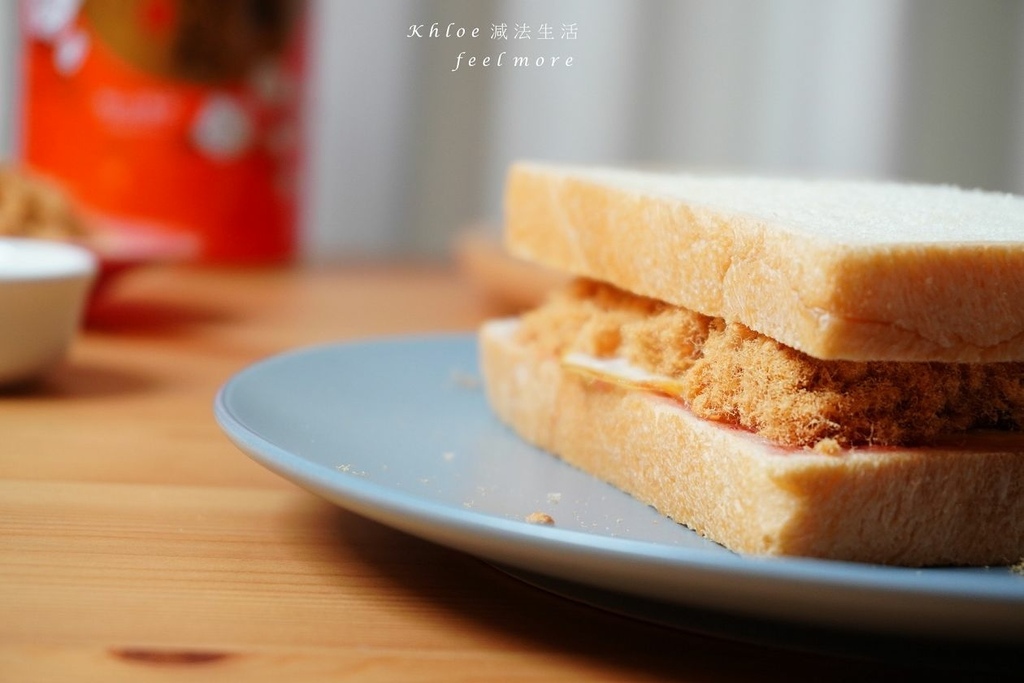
left=300, top=0, right=1024, bottom=257
left=0, top=4, right=19, bottom=160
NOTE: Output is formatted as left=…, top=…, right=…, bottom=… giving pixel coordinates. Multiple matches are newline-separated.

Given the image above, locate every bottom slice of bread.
left=480, top=319, right=1024, bottom=566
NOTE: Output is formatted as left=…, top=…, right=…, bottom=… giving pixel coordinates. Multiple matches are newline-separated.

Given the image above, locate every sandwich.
left=479, top=161, right=1024, bottom=566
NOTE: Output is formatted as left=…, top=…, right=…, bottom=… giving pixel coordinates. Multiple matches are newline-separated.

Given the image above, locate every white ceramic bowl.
left=0, top=238, right=98, bottom=387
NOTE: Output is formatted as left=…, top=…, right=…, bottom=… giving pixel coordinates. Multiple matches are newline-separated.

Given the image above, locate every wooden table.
left=0, top=264, right=963, bottom=681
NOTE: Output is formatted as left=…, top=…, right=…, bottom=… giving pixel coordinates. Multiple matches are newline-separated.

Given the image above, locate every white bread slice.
left=504, top=162, right=1024, bottom=362
left=480, top=319, right=1024, bottom=566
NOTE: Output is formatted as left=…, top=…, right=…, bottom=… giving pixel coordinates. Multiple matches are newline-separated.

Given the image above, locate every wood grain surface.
left=0, top=264, right=981, bottom=681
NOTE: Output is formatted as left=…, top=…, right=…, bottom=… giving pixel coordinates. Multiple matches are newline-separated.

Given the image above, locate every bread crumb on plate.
left=526, top=512, right=555, bottom=525
left=448, top=369, right=480, bottom=390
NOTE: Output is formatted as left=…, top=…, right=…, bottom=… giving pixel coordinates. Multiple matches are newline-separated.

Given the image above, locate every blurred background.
left=2, top=0, right=1023, bottom=261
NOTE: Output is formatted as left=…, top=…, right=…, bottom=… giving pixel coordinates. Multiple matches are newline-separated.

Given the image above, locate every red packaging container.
left=20, top=0, right=305, bottom=263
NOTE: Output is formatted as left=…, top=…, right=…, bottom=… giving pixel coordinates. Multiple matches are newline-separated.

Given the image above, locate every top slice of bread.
left=504, top=162, right=1024, bottom=362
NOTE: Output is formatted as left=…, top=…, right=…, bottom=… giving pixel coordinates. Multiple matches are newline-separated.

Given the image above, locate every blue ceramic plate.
left=215, top=334, right=1024, bottom=645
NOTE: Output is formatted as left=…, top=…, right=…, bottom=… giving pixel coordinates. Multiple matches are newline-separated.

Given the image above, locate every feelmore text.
left=406, top=22, right=577, bottom=72
left=450, top=51, right=573, bottom=71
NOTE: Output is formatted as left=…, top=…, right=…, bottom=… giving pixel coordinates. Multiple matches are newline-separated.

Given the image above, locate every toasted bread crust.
left=504, top=162, right=1024, bottom=362
left=480, top=319, right=1024, bottom=565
